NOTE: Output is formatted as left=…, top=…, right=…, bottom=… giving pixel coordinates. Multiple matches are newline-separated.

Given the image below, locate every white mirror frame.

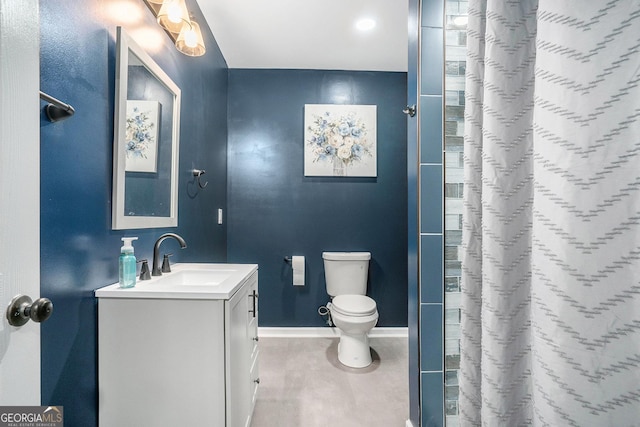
left=112, top=26, right=181, bottom=230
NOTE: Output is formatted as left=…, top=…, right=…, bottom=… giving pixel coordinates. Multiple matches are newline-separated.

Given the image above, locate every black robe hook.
left=192, top=169, right=208, bottom=189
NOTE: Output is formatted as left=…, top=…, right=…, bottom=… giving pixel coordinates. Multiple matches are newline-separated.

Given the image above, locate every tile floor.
left=250, top=337, right=409, bottom=427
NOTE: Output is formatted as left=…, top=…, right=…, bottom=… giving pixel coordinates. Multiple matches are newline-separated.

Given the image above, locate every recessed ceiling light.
left=355, top=18, right=376, bottom=31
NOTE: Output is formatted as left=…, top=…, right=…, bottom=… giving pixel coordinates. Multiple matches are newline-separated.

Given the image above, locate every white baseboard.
left=258, top=326, right=408, bottom=338
left=405, top=420, right=414, bottom=427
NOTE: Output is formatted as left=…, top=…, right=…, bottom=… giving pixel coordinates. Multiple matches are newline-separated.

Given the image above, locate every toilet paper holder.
left=285, top=256, right=305, bottom=286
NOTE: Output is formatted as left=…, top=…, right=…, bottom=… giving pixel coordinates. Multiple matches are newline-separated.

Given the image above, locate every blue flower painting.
left=125, top=100, right=160, bottom=173
left=304, top=104, right=377, bottom=177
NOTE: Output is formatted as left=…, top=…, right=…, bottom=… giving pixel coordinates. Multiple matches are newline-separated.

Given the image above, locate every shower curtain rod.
left=39, top=90, right=75, bottom=122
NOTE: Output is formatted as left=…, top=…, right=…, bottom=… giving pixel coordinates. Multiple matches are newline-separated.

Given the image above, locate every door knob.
left=6, top=295, right=54, bottom=327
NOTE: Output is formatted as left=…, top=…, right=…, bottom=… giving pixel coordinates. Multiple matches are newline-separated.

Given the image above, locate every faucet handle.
left=161, top=253, right=173, bottom=273
left=138, top=259, right=151, bottom=280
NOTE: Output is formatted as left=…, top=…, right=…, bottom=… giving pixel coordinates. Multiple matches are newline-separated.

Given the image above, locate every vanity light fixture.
left=142, top=0, right=206, bottom=57
left=157, top=0, right=190, bottom=34
left=176, top=18, right=206, bottom=57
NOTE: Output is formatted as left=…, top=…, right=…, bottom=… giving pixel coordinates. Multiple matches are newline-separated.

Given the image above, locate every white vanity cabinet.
left=96, top=264, right=258, bottom=427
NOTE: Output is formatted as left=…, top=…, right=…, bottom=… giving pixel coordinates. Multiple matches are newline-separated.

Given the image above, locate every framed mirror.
left=112, top=26, right=181, bottom=229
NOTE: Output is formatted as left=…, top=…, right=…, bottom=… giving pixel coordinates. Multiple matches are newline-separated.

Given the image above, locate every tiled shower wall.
left=416, top=0, right=467, bottom=425
left=418, top=0, right=444, bottom=425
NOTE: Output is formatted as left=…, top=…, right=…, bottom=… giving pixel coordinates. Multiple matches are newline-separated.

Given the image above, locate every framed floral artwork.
left=304, top=104, right=377, bottom=177
left=125, top=100, right=160, bottom=173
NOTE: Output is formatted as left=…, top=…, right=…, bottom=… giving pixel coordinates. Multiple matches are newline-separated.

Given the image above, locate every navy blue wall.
left=39, top=1, right=228, bottom=424
left=227, top=69, right=408, bottom=327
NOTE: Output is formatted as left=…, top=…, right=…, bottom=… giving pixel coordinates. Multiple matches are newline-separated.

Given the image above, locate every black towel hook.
left=192, top=169, right=208, bottom=189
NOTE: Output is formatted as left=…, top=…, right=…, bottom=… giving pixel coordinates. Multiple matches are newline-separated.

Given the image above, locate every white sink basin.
left=153, top=269, right=233, bottom=287
left=95, top=263, right=258, bottom=300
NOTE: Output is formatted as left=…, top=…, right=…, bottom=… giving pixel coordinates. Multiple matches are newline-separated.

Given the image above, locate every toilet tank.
left=322, top=252, right=371, bottom=297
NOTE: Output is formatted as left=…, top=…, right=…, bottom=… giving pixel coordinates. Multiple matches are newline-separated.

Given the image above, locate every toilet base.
left=337, top=331, right=372, bottom=368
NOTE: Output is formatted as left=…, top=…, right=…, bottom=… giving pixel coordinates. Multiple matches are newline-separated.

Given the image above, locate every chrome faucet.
left=152, top=233, right=187, bottom=276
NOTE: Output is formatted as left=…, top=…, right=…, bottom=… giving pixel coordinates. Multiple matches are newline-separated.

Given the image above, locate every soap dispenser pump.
left=119, top=237, right=138, bottom=288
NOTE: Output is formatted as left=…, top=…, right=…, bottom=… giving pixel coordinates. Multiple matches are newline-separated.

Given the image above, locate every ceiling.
left=196, top=0, right=409, bottom=72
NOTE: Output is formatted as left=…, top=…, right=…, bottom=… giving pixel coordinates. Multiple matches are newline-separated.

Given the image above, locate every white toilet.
left=323, top=251, right=379, bottom=368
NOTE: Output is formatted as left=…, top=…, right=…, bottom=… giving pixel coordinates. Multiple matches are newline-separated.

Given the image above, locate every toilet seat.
left=331, top=295, right=377, bottom=317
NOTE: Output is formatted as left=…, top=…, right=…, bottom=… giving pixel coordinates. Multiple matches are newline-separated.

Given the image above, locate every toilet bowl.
left=328, top=294, right=378, bottom=368
left=322, top=252, right=379, bottom=368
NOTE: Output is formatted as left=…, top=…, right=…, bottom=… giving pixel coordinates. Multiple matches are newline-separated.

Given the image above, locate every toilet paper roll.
left=292, top=256, right=305, bottom=286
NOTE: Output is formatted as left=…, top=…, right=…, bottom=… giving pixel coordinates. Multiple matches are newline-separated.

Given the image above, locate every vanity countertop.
left=95, top=263, right=258, bottom=300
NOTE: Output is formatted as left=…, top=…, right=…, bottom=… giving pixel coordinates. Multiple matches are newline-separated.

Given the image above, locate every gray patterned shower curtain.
left=460, top=0, right=640, bottom=425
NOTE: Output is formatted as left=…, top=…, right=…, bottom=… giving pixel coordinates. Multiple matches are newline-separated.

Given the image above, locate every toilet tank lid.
left=322, top=252, right=371, bottom=261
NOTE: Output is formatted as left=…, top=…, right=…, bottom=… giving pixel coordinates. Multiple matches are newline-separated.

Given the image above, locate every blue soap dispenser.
left=119, top=237, right=138, bottom=288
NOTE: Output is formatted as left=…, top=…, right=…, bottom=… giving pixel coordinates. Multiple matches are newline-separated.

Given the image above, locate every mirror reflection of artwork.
left=304, top=104, right=377, bottom=177
left=125, top=100, right=160, bottom=173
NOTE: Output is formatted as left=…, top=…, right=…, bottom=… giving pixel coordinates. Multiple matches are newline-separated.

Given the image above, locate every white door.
left=0, top=0, right=41, bottom=404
